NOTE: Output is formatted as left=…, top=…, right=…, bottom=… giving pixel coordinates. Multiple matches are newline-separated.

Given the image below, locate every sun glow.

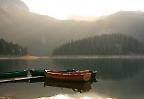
left=22, top=0, right=144, bottom=20
left=37, top=93, right=116, bottom=99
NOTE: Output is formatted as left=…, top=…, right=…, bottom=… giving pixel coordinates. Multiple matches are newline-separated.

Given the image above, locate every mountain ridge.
left=0, top=0, right=144, bottom=55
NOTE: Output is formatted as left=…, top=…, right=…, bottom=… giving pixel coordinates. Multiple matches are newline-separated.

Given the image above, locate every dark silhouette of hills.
left=0, top=38, right=27, bottom=56
left=53, top=34, right=144, bottom=55
left=0, top=0, right=144, bottom=55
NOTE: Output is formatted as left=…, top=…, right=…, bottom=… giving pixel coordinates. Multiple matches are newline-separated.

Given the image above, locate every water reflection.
left=0, top=77, right=94, bottom=93
left=44, top=79, right=92, bottom=93
left=29, top=77, right=45, bottom=83
left=0, top=59, right=55, bottom=72
left=52, top=59, right=144, bottom=80
left=1, top=59, right=144, bottom=80
left=0, top=59, right=144, bottom=99
left=37, top=93, right=116, bottom=99
left=0, top=60, right=28, bottom=72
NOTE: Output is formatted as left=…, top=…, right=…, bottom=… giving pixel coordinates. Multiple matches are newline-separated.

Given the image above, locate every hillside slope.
left=53, top=34, right=144, bottom=55
left=0, top=0, right=144, bottom=55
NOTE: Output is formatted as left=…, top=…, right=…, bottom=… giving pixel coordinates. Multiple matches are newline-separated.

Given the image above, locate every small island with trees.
left=52, top=34, right=144, bottom=56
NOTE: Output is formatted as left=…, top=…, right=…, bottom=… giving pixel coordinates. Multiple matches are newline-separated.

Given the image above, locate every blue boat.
left=0, top=70, right=28, bottom=79
left=29, top=69, right=45, bottom=77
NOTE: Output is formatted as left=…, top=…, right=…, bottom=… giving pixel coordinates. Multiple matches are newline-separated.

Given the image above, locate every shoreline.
left=1, top=55, right=144, bottom=60
left=50, top=55, right=144, bottom=59
left=0, top=56, right=49, bottom=60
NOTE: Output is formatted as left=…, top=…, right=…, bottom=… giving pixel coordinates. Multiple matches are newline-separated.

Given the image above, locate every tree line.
left=53, top=34, right=144, bottom=55
left=0, top=38, right=27, bottom=56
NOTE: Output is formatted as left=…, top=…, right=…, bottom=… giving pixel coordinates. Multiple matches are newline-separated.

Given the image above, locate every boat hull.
left=29, top=69, right=45, bottom=77
left=44, top=69, right=92, bottom=82
left=0, top=70, right=28, bottom=79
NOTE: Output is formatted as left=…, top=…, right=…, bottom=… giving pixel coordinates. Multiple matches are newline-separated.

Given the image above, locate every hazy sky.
left=22, top=0, right=144, bottom=20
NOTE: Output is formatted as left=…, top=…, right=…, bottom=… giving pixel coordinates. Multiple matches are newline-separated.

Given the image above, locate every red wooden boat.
left=44, top=69, right=92, bottom=82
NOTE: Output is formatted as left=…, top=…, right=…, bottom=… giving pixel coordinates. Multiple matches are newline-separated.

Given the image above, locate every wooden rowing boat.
left=44, top=69, right=92, bottom=82
left=0, top=70, right=28, bottom=79
left=29, top=69, right=90, bottom=77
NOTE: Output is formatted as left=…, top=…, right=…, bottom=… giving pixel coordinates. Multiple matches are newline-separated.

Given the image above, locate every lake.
left=0, top=58, right=144, bottom=99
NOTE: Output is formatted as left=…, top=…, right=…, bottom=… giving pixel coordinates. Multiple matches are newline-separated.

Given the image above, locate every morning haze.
left=1, top=0, right=144, bottom=99
left=0, top=0, right=144, bottom=56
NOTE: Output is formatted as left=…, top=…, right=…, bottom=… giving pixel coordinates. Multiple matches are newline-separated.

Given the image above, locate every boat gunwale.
left=44, top=69, right=92, bottom=82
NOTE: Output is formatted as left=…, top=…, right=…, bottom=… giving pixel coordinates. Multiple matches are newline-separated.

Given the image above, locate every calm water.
left=0, top=58, right=144, bottom=99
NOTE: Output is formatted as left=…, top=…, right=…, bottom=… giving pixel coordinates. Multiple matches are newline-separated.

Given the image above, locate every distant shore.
left=50, top=55, right=144, bottom=59
left=1, top=55, right=144, bottom=60
left=0, top=55, right=49, bottom=60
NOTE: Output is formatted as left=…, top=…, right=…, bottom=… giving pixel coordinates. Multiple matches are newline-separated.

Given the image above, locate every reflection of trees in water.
left=52, top=59, right=144, bottom=80
left=44, top=79, right=92, bottom=93
left=0, top=60, right=28, bottom=72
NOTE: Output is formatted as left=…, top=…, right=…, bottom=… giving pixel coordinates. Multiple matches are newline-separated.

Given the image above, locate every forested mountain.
left=1, top=0, right=144, bottom=55
left=0, top=38, right=27, bottom=56
left=53, top=34, right=144, bottom=55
